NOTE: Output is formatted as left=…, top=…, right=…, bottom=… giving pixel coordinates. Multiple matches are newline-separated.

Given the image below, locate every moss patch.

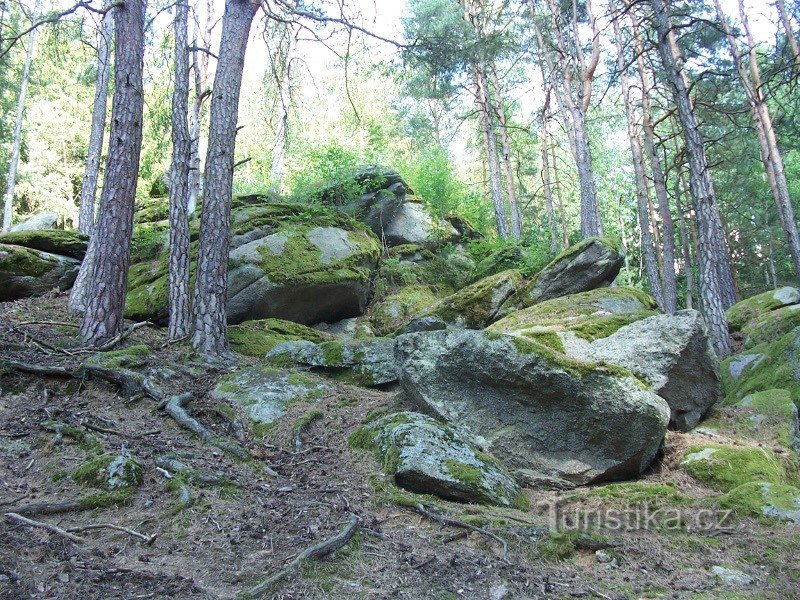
left=0, top=229, right=88, bottom=259
left=681, top=445, right=785, bottom=492
left=370, top=284, right=438, bottom=335
left=229, top=319, right=332, bottom=356
left=0, top=243, right=58, bottom=278
left=72, top=454, right=143, bottom=491
left=726, top=287, right=800, bottom=332
left=587, top=482, right=690, bottom=507
left=425, top=269, right=522, bottom=329
left=86, top=344, right=151, bottom=370
left=719, top=481, right=800, bottom=522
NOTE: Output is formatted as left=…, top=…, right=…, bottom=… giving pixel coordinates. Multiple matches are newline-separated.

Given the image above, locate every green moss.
left=0, top=229, right=88, bottom=259
left=427, top=269, right=522, bottom=328
left=72, top=454, right=143, bottom=490
left=588, top=482, right=690, bottom=507
left=229, top=318, right=331, bottom=357
left=43, top=421, right=103, bottom=453
left=519, top=329, right=565, bottom=352
left=87, top=344, right=151, bottom=370
left=78, top=489, right=134, bottom=509
left=370, top=284, right=438, bottom=335
left=741, top=305, right=800, bottom=349
left=536, top=529, right=582, bottom=561
left=511, top=491, right=530, bottom=511
left=347, top=426, right=375, bottom=450
left=681, top=445, right=785, bottom=492
left=719, top=481, right=800, bottom=521
left=252, top=421, right=276, bottom=439
left=293, top=409, right=324, bottom=433
left=320, top=340, right=345, bottom=364
left=0, top=243, right=55, bottom=277
left=444, top=459, right=485, bottom=487
left=721, top=327, right=800, bottom=409
left=726, top=287, right=799, bottom=332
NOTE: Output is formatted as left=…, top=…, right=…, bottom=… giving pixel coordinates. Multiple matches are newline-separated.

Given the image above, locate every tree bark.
left=614, top=18, right=664, bottom=308
left=168, top=0, right=192, bottom=341
left=269, top=24, right=296, bottom=196
left=191, top=0, right=258, bottom=357
left=540, top=89, right=559, bottom=254
left=78, top=10, right=113, bottom=235
left=489, top=63, right=522, bottom=238
left=80, top=0, right=147, bottom=345
left=715, top=0, right=800, bottom=282
left=188, top=0, right=214, bottom=217
left=650, top=0, right=731, bottom=356
left=631, top=15, right=677, bottom=313
left=2, top=0, right=41, bottom=232
left=776, top=0, right=800, bottom=75
left=675, top=170, right=695, bottom=310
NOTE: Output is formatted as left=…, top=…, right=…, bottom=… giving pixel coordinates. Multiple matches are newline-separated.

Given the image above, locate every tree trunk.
left=550, top=138, right=569, bottom=247
left=168, top=0, right=192, bottom=341
left=614, top=18, right=664, bottom=308
left=188, top=36, right=203, bottom=217
left=718, top=0, right=800, bottom=282
left=191, top=0, right=258, bottom=357
left=2, top=0, right=40, bottom=232
left=80, top=0, right=147, bottom=345
left=540, top=97, right=559, bottom=254
left=78, top=10, right=113, bottom=235
left=776, top=0, right=800, bottom=75
left=572, top=104, right=603, bottom=237
left=269, top=25, right=296, bottom=196
left=631, top=15, right=677, bottom=313
left=675, top=171, right=695, bottom=310
left=649, top=0, right=731, bottom=356
left=489, top=63, right=522, bottom=238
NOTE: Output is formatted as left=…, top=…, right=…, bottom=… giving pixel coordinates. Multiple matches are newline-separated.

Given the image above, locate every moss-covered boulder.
left=134, top=197, right=169, bottom=224
left=0, top=229, right=88, bottom=260
left=267, top=338, right=397, bottom=386
left=727, top=287, right=800, bottom=348
left=720, top=481, right=800, bottom=523
left=373, top=243, right=474, bottom=298
left=585, top=310, right=721, bottom=431
left=0, top=243, right=80, bottom=301
left=228, top=318, right=334, bottom=356
left=421, top=269, right=523, bottom=329
left=369, top=284, right=438, bottom=335
left=500, top=237, right=624, bottom=313
left=211, top=367, right=329, bottom=430
left=680, top=444, right=786, bottom=492
left=395, top=329, right=670, bottom=486
left=722, top=326, right=800, bottom=409
left=73, top=453, right=143, bottom=491
left=353, top=411, right=524, bottom=507
left=9, top=212, right=59, bottom=232
left=705, top=389, right=799, bottom=453
left=126, top=201, right=382, bottom=325
left=488, top=286, right=660, bottom=342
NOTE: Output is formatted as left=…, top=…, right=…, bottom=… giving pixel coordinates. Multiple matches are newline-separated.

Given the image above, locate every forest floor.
left=1, top=293, right=798, bottom=600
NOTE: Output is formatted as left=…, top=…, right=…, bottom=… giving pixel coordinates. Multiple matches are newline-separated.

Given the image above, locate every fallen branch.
left=5, top=512, right=85, bottom=543
left=245, top=513, right=360, bottom=598
left=66, top=523, right=157, bottom=545
left=413, top=503, right=509, bottom=564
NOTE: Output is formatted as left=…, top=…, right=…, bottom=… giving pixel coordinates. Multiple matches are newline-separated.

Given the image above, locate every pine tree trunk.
left=2, top=0, right=40, bottom=232
left=489, top=64, right=522, bottom=238
left=168, top=0, right=192, bottom=341
left=79, top=0, right=147, bottom=345
left=550, top=140, right=569, bottom=247
left=188, top=38, right=202, bottom=217
left=614, top=19, right=664, bottom=308
left=632, top=16, right=677, bottom=312
left=776, top=0, right=800, bottom=75
left=675, top=172, right=695, bottom=310
left=572, top=104, right=603, bottom=237
left=649, top=0, right=731, bottom=356
left=191, top=0, right=258, bottom=357
left=540, top=103, right=559, bottom=254
left=78, top=10, right=113, bottom=235
left=269, top=26, right=296, bottom=196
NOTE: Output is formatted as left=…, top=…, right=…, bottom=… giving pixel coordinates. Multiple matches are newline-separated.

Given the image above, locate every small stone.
left=710, top=565, right=754, bottom=586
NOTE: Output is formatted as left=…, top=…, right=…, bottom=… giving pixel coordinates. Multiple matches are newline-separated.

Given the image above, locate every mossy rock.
left=0, top=243, right=80, bottom=301
left=229, top=318, right=334, bottom=357
left=705, top=389, right=799, bottom=452
left=354, top=411, right=524, bottom=508
left=740, top=304, right=800, bottom=349
left=587, top=481, right=690, bottom=507
left=126, top=202, right=382, bottom=326
left=501, top=237, right=624, bottom=313
left=85, top=343, right=152, bottom=370
left=135, top=196, right=169, bottom=223
left=374, top=244, right=474, bottom=298
left=211, top=366, right=329, bottom=428
left=0, top=229, right=88, bottom=260
left=680, top=444, right=786, bottom=492
left=721, top=326, right=800, bottom=410
left=72, top=454, right=143, bottom=491
left=421, top=269, right=523, bottom=329
left=369, top=284, right=438, bottom=335
left=726, top=287, right=800, bottom=332
left=489, top=286, right=660, bottom=342
left=719, top=481, right=800, bottom=523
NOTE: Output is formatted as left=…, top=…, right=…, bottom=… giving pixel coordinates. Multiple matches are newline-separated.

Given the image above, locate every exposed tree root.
left=412, top=503, right=509, bottom=564
left=5, top=512, right=85, bottom=543
left=244, top=513, right=360, bottom=598
left=162, top=393, right=249, bottom=460
left=5, top=500, right=87, bottom=516
left=66, top=523, right=157, bottom=545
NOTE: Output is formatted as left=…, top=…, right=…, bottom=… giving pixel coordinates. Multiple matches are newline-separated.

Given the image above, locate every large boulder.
left=353, top=412, right=524, bottom=507
left=584, top=310, right=721, bottom=431
left=500, top=237, right=624, bottom=313
left=369, top=284, right=438, bottom=335
left=0, top=243, right=80, bottom=301
left=395, top=329, right=670, bottom=487
left=0, top=229, right=89, bottom=260
left=125, top=201, right=382, bottom=325
left=228, top=318, right=334, bottom=356
left=726, top=287, right=800, bottom=349
left=315, top=165, right=458, bottom=248
left=10, top=212, right=60, bottom=232
left=267, top=337, right=397, bottom=386
left=488, top=286, right=660, bottom=342
left=374, top=243, right=475, bottom=299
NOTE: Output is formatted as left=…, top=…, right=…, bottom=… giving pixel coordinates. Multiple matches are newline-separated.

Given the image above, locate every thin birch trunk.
left=675, top=171, right=694, bottom=310
left=540, top=93, right=559, bottom=254
left=78, top=10, right=113, bottom=234
left=269, top=25, right=296, bottom=196
left=489, top=63, right=522, bottom=238
left=2, top=0, right=41, bottom=232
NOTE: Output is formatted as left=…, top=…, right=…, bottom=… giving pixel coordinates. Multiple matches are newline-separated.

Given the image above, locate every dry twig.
left=5, top=512, right=85, bottom=543
left=413, top=503, right=509, bottom=563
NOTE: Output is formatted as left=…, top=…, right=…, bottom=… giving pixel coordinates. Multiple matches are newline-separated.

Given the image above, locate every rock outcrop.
left=395, top=329, right=670, bottom=487
left=0, top=229, right=89, bottom=260
left=726, top=287, right=800, bottom=349
left=0, top=243, right=80, bottom=301
left=9, top=212, right=60, bottom=232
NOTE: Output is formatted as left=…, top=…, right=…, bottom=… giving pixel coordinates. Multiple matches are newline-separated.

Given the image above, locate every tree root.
left=412, top=503, right=509, bottom=564
left=162, top=394, right=249, bottom=460
left=5, top=500, right=87, bottom=516
left=65, top=523, right=157, bottom=545
left=244, top=513, right=360, bottom=598
left=5, top=512, right=85, bottom=543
